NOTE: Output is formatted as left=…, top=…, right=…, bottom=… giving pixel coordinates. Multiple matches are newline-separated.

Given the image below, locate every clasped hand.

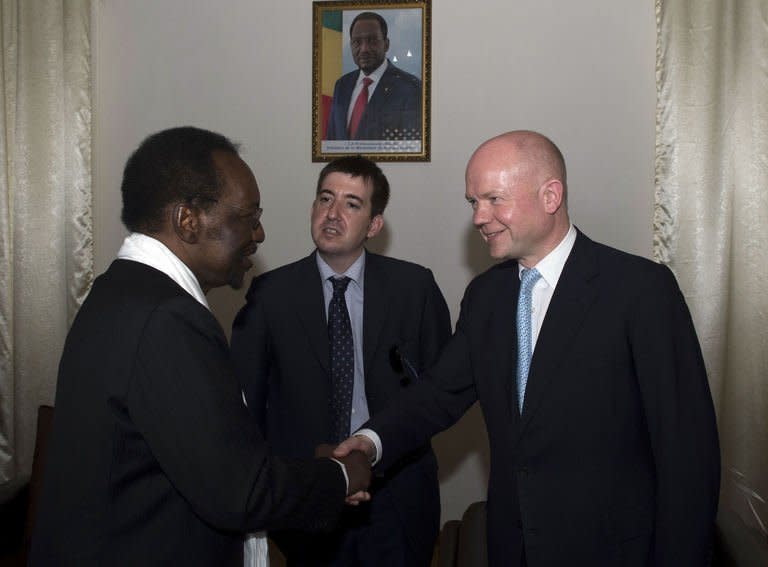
left=315, top=435, right=377, bottom=505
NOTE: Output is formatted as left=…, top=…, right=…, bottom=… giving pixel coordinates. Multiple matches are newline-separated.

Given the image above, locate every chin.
left=228, top=274, right=246, bottom=290
left=487, top=248, right=508, bottom=260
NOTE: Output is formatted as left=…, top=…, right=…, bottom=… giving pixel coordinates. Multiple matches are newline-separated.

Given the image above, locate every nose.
left=253, top=223, right=265, bottom=243
left=326, top=200, right=341, bottom=219
left=472, top=202, right=490, bottom=228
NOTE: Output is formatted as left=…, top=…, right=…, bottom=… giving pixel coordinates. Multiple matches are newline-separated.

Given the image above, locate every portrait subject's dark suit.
left=30, top=260, right=346, bottom=567
left=231, top=251, right=451, bottom=565
left=325, top=61, right=422, bottom=141
left=366, top=230, right=721, bottom=566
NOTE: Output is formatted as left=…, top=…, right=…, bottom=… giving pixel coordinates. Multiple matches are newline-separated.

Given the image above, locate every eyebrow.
left=319, top=188, right=364, bottom=204
left=345, top=194, right=364, bottom=204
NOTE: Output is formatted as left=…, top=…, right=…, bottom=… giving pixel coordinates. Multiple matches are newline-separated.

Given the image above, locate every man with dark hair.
left=325, top=12, right=422, bottom=141
left=337, top=131, right=721, bottom=566
left=231, top=155, right=450, bottom=565
left=30, top=127, right=371, bottom=566
left=119, top=127, right=238, bottom=233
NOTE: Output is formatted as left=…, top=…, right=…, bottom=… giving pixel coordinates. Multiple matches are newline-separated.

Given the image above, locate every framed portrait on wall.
left=312, top=0, right=432, bottom=161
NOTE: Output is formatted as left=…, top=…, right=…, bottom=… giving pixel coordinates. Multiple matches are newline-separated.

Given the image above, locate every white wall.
left=93, top=0, right=656, bottom=522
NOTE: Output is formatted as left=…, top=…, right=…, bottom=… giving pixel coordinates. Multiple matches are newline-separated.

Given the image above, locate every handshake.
left=315, top=435, right=378, bottom=505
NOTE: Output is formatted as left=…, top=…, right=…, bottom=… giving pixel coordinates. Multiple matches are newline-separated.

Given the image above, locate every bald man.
left=337, top=131, right=720, bottom=566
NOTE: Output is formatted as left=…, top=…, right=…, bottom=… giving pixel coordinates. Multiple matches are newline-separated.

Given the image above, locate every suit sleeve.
left=416, top=269, right=452, bottom=371
left=369, top=282, right=479, bottom=470
left=231, top=278, right=270, bottom=430
left=128, top=296, right=345, bottom=533
left=629, top=265, right=720, bottom=565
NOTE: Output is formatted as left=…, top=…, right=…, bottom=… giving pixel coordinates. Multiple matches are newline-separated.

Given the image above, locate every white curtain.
left=0, top=0, right=92, bottom=494
left=655, top=0, right=767, bottom=542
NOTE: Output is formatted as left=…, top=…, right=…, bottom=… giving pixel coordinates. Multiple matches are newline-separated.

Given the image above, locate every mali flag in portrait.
left=320, top=10, right=343, bottom=138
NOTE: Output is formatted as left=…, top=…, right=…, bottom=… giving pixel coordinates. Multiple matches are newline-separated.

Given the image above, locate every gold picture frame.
left=312, top=0, right=431, bottom=161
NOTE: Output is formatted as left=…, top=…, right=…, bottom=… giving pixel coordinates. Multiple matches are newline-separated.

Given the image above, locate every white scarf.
left=116, top=232, right=209, bottom=309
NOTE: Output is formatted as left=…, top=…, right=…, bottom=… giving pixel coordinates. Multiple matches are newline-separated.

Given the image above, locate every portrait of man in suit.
left=324, top=11, right=422, bottom=143
left=337, top=131, right=721, bottom=566
left=30, top=127, right=371, bottom=566
left=231, top=156, right=451, bottom=566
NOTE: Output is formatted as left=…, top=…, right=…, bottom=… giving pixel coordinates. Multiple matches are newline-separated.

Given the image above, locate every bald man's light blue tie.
left=516, top=268, right=541, bottom=413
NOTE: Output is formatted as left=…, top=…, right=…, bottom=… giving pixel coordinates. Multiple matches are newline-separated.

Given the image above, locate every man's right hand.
left=336, top=449, right=371, bottom=496
left=333, top=434, right=377, bottom=462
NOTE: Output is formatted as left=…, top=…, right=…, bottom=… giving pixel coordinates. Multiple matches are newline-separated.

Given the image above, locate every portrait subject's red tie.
left=348, top=77, right=373, bottom=139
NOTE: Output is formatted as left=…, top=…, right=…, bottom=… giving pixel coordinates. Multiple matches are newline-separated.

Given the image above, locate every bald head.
left=467, top=130, right=567, bottom=203
left=464, top=130, right=570, bottom=266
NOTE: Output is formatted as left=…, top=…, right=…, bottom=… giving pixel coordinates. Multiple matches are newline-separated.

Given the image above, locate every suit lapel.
left=338, top=73, right=356, bottom=119
left=366, top=72, right=391, bottom=116
left=293, top=253, right=331, bottom=374
left=362, top=253, right=389, bottom=377
left=517, top=232, right=600, bottom=434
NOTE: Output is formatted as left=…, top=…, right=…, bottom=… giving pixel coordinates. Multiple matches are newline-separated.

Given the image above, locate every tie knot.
left=520, top=268, right=541, bottom=292
left=330, top=276, right=351, bottom=294
left=362, top=77, right=373, bottom=87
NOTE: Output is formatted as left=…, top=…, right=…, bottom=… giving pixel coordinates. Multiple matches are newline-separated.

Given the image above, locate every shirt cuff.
left=352, top=428, right=382, bottom=465
left=330, top=458, right=349, bottom=493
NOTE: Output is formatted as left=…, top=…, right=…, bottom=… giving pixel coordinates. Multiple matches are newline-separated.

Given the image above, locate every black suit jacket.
left=231, top=251, right=451, bottom=558
left=30, top=260, right=346, bottom=567
left=325, top=61, right=422, bottom=141
left=367, top=231, right=720, bottom=566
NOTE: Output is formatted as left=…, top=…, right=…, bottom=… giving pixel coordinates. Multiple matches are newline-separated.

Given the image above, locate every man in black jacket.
left=337, top=131, right=720, bottom=566
left=232, top=156, right=450, bottom=566
left=30, top=127, right=370, bottom=566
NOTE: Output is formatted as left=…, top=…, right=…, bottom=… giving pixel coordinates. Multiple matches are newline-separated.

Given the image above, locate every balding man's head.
left=464, top=130, right=571, bottom=266
left=467, top=130, right=567, bottom=204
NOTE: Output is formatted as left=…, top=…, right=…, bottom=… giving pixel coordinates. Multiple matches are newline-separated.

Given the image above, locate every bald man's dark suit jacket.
left=30, top=260, right=346, bottom=567
left=325, top=62, right=421, bottom=141
left=231, top=251, right=451, bottom=564
left=366, top=231, right=720, bottom=566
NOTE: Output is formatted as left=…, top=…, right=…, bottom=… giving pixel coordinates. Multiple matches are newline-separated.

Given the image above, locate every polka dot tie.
left=328, top=276, right=354, bottom=442
left=516, top=268, right=541, bottom=413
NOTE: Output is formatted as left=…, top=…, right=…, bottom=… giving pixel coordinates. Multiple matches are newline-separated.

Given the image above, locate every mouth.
left=241, top=245, right=258, bottom=268
left=481, top=230, right=502, bottom=241
left=243, top=244, right=259, bottom=257
left=321, top=224, right=343, bottom=236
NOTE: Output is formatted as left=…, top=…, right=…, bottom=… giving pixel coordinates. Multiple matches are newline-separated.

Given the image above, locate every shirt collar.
left=519, top=224, right=577, bottom=289
left=357, top=58, right=388, bottom=86
left=117, top=232, right=209, bottom=310
left=316, top=249, right=366, bottom=292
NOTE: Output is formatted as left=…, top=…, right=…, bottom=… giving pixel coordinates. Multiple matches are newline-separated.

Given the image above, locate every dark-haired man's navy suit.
left=232, top=251, right=450, bottom=565
left=325, top=62, right=422, bottom=141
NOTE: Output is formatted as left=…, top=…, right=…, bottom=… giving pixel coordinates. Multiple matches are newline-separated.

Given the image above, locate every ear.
left=366, top=214, right=384, bottom=239
left=540, top=179, right=564, bottom=215
left=172, top=202, right=201, bottom=244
